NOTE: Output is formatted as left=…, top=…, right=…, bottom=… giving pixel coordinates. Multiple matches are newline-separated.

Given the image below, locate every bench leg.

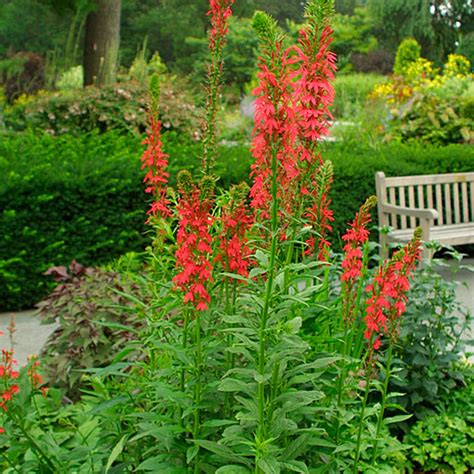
left=421, top=243, right=433, bottom=263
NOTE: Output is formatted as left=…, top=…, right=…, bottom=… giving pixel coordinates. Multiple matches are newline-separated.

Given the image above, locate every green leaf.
left=280, top=460, right=309, bottom=473
left=137, top=457, right=187, bottom=472
left=106, top=435, right=128, bottom=473
left=384, top=414, right=413, bottom=425
left=281, top=433, right=312, bottom=461
left=219, top=378, right=253, bottom=394
left=187, top=445, right=199, bottom=464
left=197, top=440, right=251, bottom=466
left=258, top=457, right=280, bottom=474
left=215, top=466, right=251, bottom=474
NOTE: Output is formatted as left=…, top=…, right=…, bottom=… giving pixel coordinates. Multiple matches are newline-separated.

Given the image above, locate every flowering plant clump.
left=0, top=1, right=440, bottom=472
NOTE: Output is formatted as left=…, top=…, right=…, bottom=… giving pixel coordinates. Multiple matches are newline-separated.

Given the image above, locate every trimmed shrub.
left=0, top=130, right=253, bottom=310
left=1, top=130, right=473, bottom=310
left=0, top=131, right=146, bottom=311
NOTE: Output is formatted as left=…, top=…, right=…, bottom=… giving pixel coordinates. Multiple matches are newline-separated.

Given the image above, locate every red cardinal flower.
left=341, top=197, right=377, bottom=284
left=208, top=0, right=234, bottom=51
left=141, top=113, right=171, bottom=219
left=364, top=230, right=422, bottom=350
left=293, top=14, right=336, bottom=258
left=216, top=184, right=253, bottom=278
left=173, top=173, right=214, bottom=311
left=250, top=41, right=299, bottom=223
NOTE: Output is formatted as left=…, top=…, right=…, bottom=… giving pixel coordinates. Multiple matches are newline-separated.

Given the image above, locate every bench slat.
left=388, top=223, right=474, bottom=246
left=385, top=172, right=474, bottom=187
left=444, top=183, right=452, bottom=225
left=462, top=182, right=469, bottom=223
left=417, top=185, right=425, bottom=210
left=436, top=184, right=443, bottom=225
left=453, top=182, right=461, bottom=223
left=408, top=185, right=416, bottom=227
left=427, top=185, right=434, bottom=218
left=389, top=187, right=397, bottom=228
left=399, top=187, right=407, bottom=229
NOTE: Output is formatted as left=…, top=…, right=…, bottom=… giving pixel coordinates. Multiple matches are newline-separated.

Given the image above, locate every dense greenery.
left=1, top=0, right=472, bottom=93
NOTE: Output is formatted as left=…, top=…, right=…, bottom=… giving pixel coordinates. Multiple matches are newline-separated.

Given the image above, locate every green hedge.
left=1, top=130, right=473, bottom=310
left=0, top=131, right=146, bottom=310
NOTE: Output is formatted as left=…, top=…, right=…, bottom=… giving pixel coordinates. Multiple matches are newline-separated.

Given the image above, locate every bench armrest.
left=381, top=203, right=439, bottom=220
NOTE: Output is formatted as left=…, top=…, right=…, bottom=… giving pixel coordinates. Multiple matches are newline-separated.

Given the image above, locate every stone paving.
left=0, top=259, right=473, bottom=366
left=0, top=310, right=57, bottom=365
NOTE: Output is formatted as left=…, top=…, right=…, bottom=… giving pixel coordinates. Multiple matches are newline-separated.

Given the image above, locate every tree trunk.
left=83, top=0, right=121, bottom=87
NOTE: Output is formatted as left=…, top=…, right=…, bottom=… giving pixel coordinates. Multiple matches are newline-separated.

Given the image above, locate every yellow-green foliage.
left=368, top=40, right=473, bottom=144
left=393, top=37, right=421, bottom=76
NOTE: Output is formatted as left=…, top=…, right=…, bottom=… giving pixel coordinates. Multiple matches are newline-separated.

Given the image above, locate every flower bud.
left=200, top=175, right=216, bottom=200
left=230, top=182, right=249, bottom=204
left=252, top=11, right=277, bottom=43
left=149, top=74, right=160, bottom=103
left=304, top=0, right=334, bottom=24
left=177, top=170, right=194, bottom=194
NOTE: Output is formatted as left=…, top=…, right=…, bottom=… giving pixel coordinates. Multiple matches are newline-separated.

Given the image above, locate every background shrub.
left=351, top=49, right=393, bottom=75
left=2, top=79, right=201, bottom=137
left=393, top=37, right=421, bottom=76
left=332, top=73, right=386, bottom=118
left=391, top=262, right=472, bottom=424
left=404, top=379, right=474, bottom=473
left=38, top=261, right=145, bottom=400
left=1, top=130, right=473, bottom=311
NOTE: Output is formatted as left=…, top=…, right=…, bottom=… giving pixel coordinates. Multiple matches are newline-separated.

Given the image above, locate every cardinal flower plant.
left=135, top=0, right=422, bottom=472
left=0, top=0, right=425, bottom=472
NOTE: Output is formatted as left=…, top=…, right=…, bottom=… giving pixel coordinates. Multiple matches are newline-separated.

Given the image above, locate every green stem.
left=256, top=143, right=279, bottom=470
left=224, top=276, right=231, bottom=416
left=193, top=310, right=203, bottom=473
left=180, top=308, right=190, bottom=393
left=1, top=450, right=20, bottom=473
left=352, top=242, right=371, bottom=360
left=371, top=343, right=393, bottom=466
left=334, top=319, right=349, bottom=445
left=283, top=192, right=304, bottom=291
left=180, top=306, right=190, bottom=455
left=352, top=365, right=372, bottom=474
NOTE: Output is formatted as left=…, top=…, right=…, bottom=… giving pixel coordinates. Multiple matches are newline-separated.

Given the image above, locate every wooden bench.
left=375, top=171, right=474, bottom=260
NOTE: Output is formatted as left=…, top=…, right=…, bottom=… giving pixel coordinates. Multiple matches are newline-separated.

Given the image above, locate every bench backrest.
left=376, top=172, right=474, bottom=230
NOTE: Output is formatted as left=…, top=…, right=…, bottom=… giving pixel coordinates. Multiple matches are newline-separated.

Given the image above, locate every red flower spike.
left=250, top=42, right=299, bottom=225
left=141, top=113, right=171, bottom=220
left=216, top=186, right=253, bottom=279
left=173, top=186, right=214, bottom=312
left=341, top=197, right=377, bottom=284
left=208, top=0, right=234, bottom=51
left=363, top=231, right=422, bottom=351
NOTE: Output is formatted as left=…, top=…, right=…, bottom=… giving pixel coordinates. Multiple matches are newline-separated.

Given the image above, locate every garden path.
left=0, top=259, right=473, bottom=367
